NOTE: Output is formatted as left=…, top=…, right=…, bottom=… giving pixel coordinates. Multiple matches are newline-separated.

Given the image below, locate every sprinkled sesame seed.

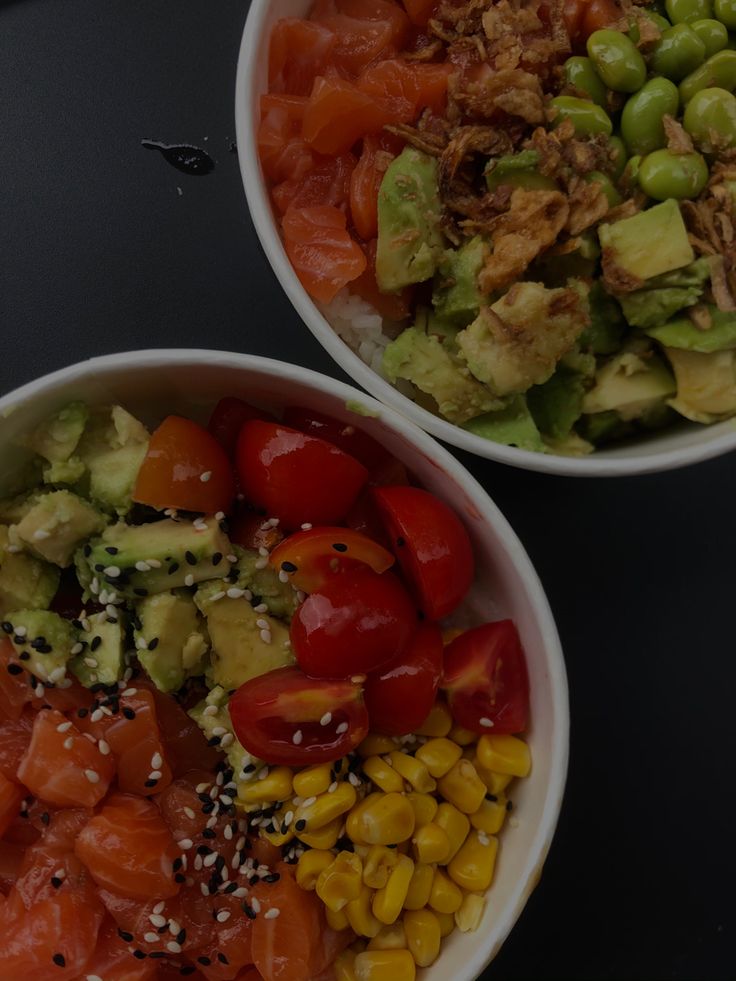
left=56, top=721, right=72, bottom=733
left=168, top=919, right=181, bottom=936
left=202, top=705, right=218, bottom=717
left=226, top=553, right=238, bottom=563
left=122, top=688, right=138, bottom=697
left=144, top=931, right=159, bottom=943
left=200, top=471, right=212, bottom=482
left=86, top=974, right=104, bottom=981
left=61, top=736, right=74, bottom=751
left=264, top=908, right=280, bottom=920
left=350, top=674, right=366, bottom=684
left=259, top=629, right=272, bottom=644
left=348, top=772, right=361, bottom=787
left=70, top=642, right=84, bottom=656
left=320, top=712, right=332, bottom=726
left=226, top=587, right=244, bottom=599
left=52, top=953, right=66, bottom=967
left=220, top=733, right=234, bottom=748
left=184, top=574, right=195, bottom=587
left=33, top=528, right=51, bottom=541
left=151, top=751, right=163, bottom=769
left=153, top=901, right=166, bottom=915
left=300, top=522, right=313, bottom=530
left=149, top=913, right=167, bottom=928
left=166, top=941, right=182, bottom=954
left=254, top=557, right=268, bottom=570
left=302, top=796, right=317, bottom=808
left=327, top=781, right=338, bottom=794
left=210, top=590, right=226, bottom=601
left=135, top=637, right=148, bottom=651
left=203, top=852, right=218, bottom=868
left=336, top=722, right=349, bottom=735
left=34, top=683, right=45, bottom=698
left=251, top=897, right=261, bottom=914
left=212, top=726, right=227, bottom=737
left=220, top=794, right=234, bottom=806
left=84, top=769, right=100, bottom=784
left=103, top=566, right=121, bottom=578
left=216, top=910, right=231, bottom=923
left=98, top=740, right=111, bottom=755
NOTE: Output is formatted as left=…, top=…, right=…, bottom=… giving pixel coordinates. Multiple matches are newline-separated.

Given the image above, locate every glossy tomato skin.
left=133, top=415, right=236, bottom=514
left=207, top=396, right=275, bottom=456
left=269, top=525, right=394, bottom=593
left=229, top=666, right=369, bottom=766
left=364, top=621, right=444, bottom=735
left=372, top=485, right=474, bottom=620
left=291, top=568, right=418, bottom=679
left=442, top=620, right=530, bottom=735
left=236, top=420, right=368, bottom=531
left=282, top=406, right=387, bottom=470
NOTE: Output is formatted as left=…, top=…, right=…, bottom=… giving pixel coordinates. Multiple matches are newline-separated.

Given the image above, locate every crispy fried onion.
left=453, top=67, right=546, bottom=124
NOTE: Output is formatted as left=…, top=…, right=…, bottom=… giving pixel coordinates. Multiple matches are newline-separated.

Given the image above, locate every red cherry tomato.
left=372, top=486, right=474, bottom=620
left=269, top=526, right=394, bottom=593
left=282, top=406, right=388, bottom=471
left=207, top=397, right=275, bottom=456
left=229, top=667, right=369, bottom=765
left=236, top=421, right=368, bottom=531
left=442, top=620, right=530, bottom=735
left=291, top=568, right=417, bottom=679
left=364, top=621, right=443, bottom=735
left=133, top=416, right=236, bottom=515
left=229, top=509, right=285, bottom=552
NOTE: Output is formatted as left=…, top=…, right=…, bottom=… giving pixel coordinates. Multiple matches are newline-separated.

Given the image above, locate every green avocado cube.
left=6, top=609, right=78, bottom=685
left=647, top=306, right=736, bottom=353
left=135, top=591, right=209, bottom=692
left=0, top=525, right=60, bottom=617
left=432, top=237, right=488, bottom=325
left=70, top=611, right=126, bottom=687
left=599, top=200, right=694, bottom=283
left=14, top=490, right=107, bottom=568
left=463, top=396, right=546, bottom=452
left=582, top=341, right=676, bottom=421
left=23, top=402, right=88, bottom=465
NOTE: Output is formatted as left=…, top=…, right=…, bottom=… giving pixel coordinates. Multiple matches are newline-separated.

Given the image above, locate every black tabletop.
left=1, top=2, right=734, bottom=979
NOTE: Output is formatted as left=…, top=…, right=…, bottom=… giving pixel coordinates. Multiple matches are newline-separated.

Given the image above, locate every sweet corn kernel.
left=372, top=854, right=414, bottom=925
left=353, top=792, right=416, bottom=846
left=473, top=756, right=514, bottom=795
left=414, top=701, right=452, bottom=738
left=354, top=950, right=416, bottom=981
left=437, top=759, right=486, bottom=815
left=428, top=868, right=463, bottom=914
left=435, top=910, right=456, bottom=938
left=477, top=734, right=531, bottom=778
left=296, top=849, right=334, bottom=890
left=448, top=830, right=499, bottom=893
left=362, top=756, right=405, bottom=794
left=297, top=817, right=342, bottom=850
left=238, top=766, right=293, bottom=804
left=316, top=851, right=364, bottom=912
left=448, top=725, right=478, bottom=746
left=413, top=823, right=451, bottom=865
left=293, top=763, right=332, bottom=798
left=367, top=923, right=407, bottom=950
left=403, top=862, right=434, bottom=911
left=405, top=792, right=437, bottom=829
left=296, top=781, right=357, bottom=831
left=470, top=796, right=507, bottom=835
left=455, top=892, right=486, bottom=933
left=334, top=949, right=357, bottom=981
left=404, top=909, right=442, bottom=968
left=363, top=845, right=399, bottom=889
left=388, top=752, right=436, bottom=794
left=434, top=802, right=471, bottom=863
left=326, top=906, right=351, bottom=931
left=358, top=734, right=399, bottom=758
left=415, top=738, right=462, bottom=779
left=346, top=885, right=382, bottom=939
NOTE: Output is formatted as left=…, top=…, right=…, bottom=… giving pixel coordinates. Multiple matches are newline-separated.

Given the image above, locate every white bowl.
left=235, top=0, right=736, bottom=477
left=0, top=349, right=567, bottom=980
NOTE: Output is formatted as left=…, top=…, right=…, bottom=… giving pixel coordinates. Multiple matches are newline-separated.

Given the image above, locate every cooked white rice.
left=319, top=289, right=389, bottom=377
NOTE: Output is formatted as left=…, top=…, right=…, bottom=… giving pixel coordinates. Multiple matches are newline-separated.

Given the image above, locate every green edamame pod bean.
left=714, top=0, right=736, bottom=28
left=548, top=96, right=614, bottom=136
left=621, top=77, right=680, bottom=155
left=587, top=30, right=647, bottom=93
left=563, top=56, right=609, bottom=107
left=679, top=48, right=736, bottom=99
left=648, top=11, right=674, bottom=30
left=585, top=171, right=623, bottom=206
left=608, top=136, right=628, bottom=180
left=651, top=24, right=707, bottom=79
left=666, top=0, right=712, bottom=24
left=638, top=149, right=709, bottom=199
left=683, top=85, right=736, bottom=148
left=690, top=17, right=729, bottom=55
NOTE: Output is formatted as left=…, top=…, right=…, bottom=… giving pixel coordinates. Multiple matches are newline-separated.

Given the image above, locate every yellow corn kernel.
left=316, top=851, right=364, bottom=912
left=477, top=734, right=531, bottom=778
left=437, top=759, right=486, bottom=815
left=388, top=752, right=436, bottom=794
left=405, top=792, right=437, bottom=829
left=470, top=795, right=507, bottom=835
left=367, top=922, right=407, bottom=950
left=354, top=950, right=416, bottom=981
left=435, top=910, right=455, bottom=938
left=334, top=949, right=358, bottom=981
left=238, top=766, right=293, bottom=804
left=414, top=701, right=452, bottom=738
left=415, top=737, right=462, bottom=779
left=403, top=862, right=434, bottom=911
left=296, top=848, right=334, bottom=890
left=326, top=906, right=351, bottom=931
left=353, top=792, right=416, bottom=846
left=434, top=802, right=470, bottom=863
left=363, top=845, right=399, bottom=889
left=296, top=781, right=357, bottom=831
left=362, top=756, right=405, bottom=794
left=346, top=885, right=383, bottom=939
left=358, top=734, right=399, bottom=758
left=473, top=755, right=514, bottom=795
left=404, top=909, right=441, bottom=968
left=412, top=822, right=451, bottom=865
left=372, top=854, right=414, bottom=925
left=448, top=724, right=478, bottom=746
left=448, top=830, right=499, bottom=892
left=428, top=868, right=463, bottom=914
left=293, top=763, right=332, bottom=798
left=455, top=892, right=486, bottom=933
left=297, top=816, right=342, bottom=850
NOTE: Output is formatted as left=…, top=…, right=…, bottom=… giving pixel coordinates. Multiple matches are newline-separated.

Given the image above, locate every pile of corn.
left=236, top=701, right=531, bottom=981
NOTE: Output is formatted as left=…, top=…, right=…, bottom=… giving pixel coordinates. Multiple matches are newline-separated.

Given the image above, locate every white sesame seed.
left=257, top=767, right=270, bottom=781
left=220, top=733, right=234, bottom=748
left=260, top=629, right=272, bottom=644
left=200, top=882, right=210, bottom=896
left=151, top=751, right=163, bottom=769
left=153, top=901, right=166, bottom=915
left=34, top=683, right=45, bottom=698
left=196, top=782, right=210, bottom=794
left=70, top=643, right=84, bottom=656
left=264, top=908, right=280, bottom=919
left=320, top=712, right=332, bottom=727
left=207, top=815, right=218, bottom=829
left=224, top=824, right=233, bottom=840
left=302, top=796, right=317, bottom=808
left=209, top=590, right=226, bottom=602
left=212, top=726, right=227, bottom=737
left=83, top=733, right=97, bottom=744
left=226, top=553, right=238, bottom=563
left=478, top=832, right=491, bottom=846
left=336, top=722, right=349, bottom=735
left=135, top=561, right=151, bottom=572
left=300, top=523, right=313, bottom=530
left=33, top=528, right=51, bottom=541
left=135, top=637, right=148, bottom=650
left=177, top=836, right=194, bottom=851
left=251, top=897, right=261, bottom=914
left=56, top=721, right=72, bottom=733
left=215, top=511, right=225, bottom=521
left=202, top=705, right=218, bottom=717
left=144, top=931, right=159, bottom=944
left=49, top=666, right=67, bottom=683
left=219, top=794, right=234, bottom=806
left=296, top=590, right=306, bottom=603
left=210, top=785, right=220, bottom=800
left=53, top=867, right=66, bottom=879
left=292, top=729, right=303, bottom=746
left=255, top=618, right=269, bottom=630
left=149, top=913, right=167, bottom=928
left=348, top=773, right=361, bottom=787
left=199, top=471, right=212, bottom=483
left=166, top=941, right=182, bottom=954
left=121, top=688, right=138, bottom=697
left=479, top=717, right=494, bottom=728
left=184, top=574, right=194, bottom=587
left=58, top=677, right=73, bottom=690
left=243, top=589, right=253, bottom=600
left=86, top=975, right=104, bottom=981
left=203, top=852, right=218, bottom=868
left=258, top=546, right=270, bottom=558
left=84, top=657, right=98, bottom=668
left=254, top=557, right=268, bottom=570
left=328, top=782, right=338, bottom=793
left=226, top=587, right=244, bottom=599
left=103, top=566, right=121, bottom=578
left=233, top=887, right=248, bottom=898
left=350, top=675, right=366, bottom=684
left=98, top=740, right=111, bottom=756
left=13, top=625, right=27, bottom=637
left=216, top=909, right=231, bottom=923
left=168, top=919, right=181, bottom=936
left=84, top=769, right=100, bottom=784
left=278, top=570, right=290, bottom=583
left=283, top=810, right=294, bottom=827
left=236, top=836, right=246, bottom=851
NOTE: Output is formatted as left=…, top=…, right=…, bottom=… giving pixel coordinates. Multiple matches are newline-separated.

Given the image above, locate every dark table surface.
left=1, top=1, right=734, bottom=978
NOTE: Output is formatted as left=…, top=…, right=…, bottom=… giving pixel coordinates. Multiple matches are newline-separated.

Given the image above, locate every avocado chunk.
left=70, top=611, right=126, bottom=687
left=77, top=517, right=233, bottom=601
left=579, top=282, right=627, bottom=355
left=23, top=402, right=88, bottom=466
left=485, top=150, right=558, bottom=192
left=376, top=148, right=444, bottom=293
left=14, top=490, right=107, bottom=568
left=527, top=350, right=596, bottom=440
left=432, top=237, right=488, bottom=325
left=543, top=431, right=594, bottom=456
left=647, top=306, right=736, bottom=353
left=5, top=609, right=78, bottom=684
left=189, top=686, right=256, bottom=781
left=599, top=200, right=695, bottom=285
left=76, top=405, right=150, bottom=514
left=0, top=525, right=60, bottom=617
left=618, top=258, right=712, bottom=329
left=135, top=591, right=209, bottom=692
left=463, top=396, right=546, bottom=452
left=232, top=547, right=299, bottom=622
left=578, top=410, right=634, bottom=445
left=582, top=340, right=677, bottom=420
left=664, top=347, right=736, bottom=422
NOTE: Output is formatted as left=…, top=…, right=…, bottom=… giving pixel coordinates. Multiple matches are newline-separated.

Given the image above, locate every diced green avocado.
left=44, top=457, right=87, bottom=487
left=432, top=237, right=488, bottom=325
left=233, top=547, right=299, bottom=622
left=376, top=148, right=444, bottom=293
left=14, top=491, right=107, bottom=568
left=578, top=410, right=634, bottom=445
left=383, top=326, right=501, bottom=424
left=542, top=431, right=594, bottom=456
left=6, top=609, right=78, bottom=684
left=76, top=405, right=149, bottom=513
left=70, top=611, right=126, bottom=687
left=579, top=282, right=627, bottom=355
left=582, top=341, right=677, bottom=421
left=0, top=525, right=60, bottom=617
left=135, top=591, right=209, bottom=692
left=189, top=686, right=256, bottom=781
left=664, top=347, right=736, bottom=422
left=23, top=402, right=88, bottom=464
left=527, top=359, right=592, bottom=441
left=77, top=517, right=233, bottom=601
left=463, top=396, right=546, bottom=452
left=647, top=306, right=736, bottom=353
left=618, top=258, right=712, bottom=329
left=599, top=200, right=695, bottom=284
left=485, top=151, right=558, bottom=192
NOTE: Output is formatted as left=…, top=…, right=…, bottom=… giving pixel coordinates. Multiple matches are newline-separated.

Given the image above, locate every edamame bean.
left=563, top=56, right=609, bottom=107
left=690, top=17, right=729, bottom=55
left=548, top=96, right=613, bottom=136
left=585, top=171, right=623, bottom=206
left=587, top=30, right=647, bottom=93
left=714, top=0, right=736, bottom=28
left=683, top=85, right=736, bottom=148
left=651, top=23, right=707, bottom=79
left=679, top=48, right=736, bottom=99
left=638, top=148, right=709, bottom=198
left=608, top=136, right=628, bottom=180
left=621, top=77, right=680, bottom=155
left=621, top=154, right=643, bottom=190
left=665, top=0, right=713, bottom=24
left=647, top=10, right=674, bottom=30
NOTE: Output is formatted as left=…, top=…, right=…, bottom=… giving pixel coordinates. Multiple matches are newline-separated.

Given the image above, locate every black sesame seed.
left=396, top=536, right=405, bottom=547
left=174, top=872, right=186, bottom=883
left=224, top=882, right=238, bottom=894
left=41, top=811, right=50, bottom=825
left=335, top=836, right=354, bottom=853
left=13, top=635, right=26, bottom=645
left=83, top=544, right=92, bottom=557
left=485, top=793, right=498, bottom=802
left=506, top=800, right=514, bottom=811
left=185, top=550, right=197, bottom=566
left=118, top=929, right=134, bottom=942
left=90, top=635, right=102, bottom=652
left=52, top=953, right=66, bottom=967
left=202, top=800, right=215, bottom=814
left=180, top=967, right=196, bottom=976
left=133, top=949, right=147, bottom=960
left=77, top=707, right=89, bottom=718
left=144, top=779, right=158, bottom=789
left=212, top=552, right=223, bottom=566
left=94, top=563, right=105, bottom=573
left=218, top=953, right=229, bottom=965
left=243, top=904, right=256, bottom=920
left=332, top=542, right=348, bottom=552
left=203, top=828, right=216, bottom=839
left=157, top=924, right=168, bottom=935
left=198, top=956, right=212, bottom=966
left=280, top=560, right=297, bottom=573
left=134, top=588, right=148, bottom=597
left=294, top=819, right=307, bottom=832
left=207, top=736, right=221, bottom=747
left=148, top=637, right=159, bottom=651
left=264, top=872, right=281, bottom=883
left=197, top=845, right=212, bottom=856
left=36, top=644, right=53, bottom=654
left=1, top=621, right=13, bottom=633
left=176, top=929, right=187, bottom=944
left=123, top=707, right=136, bottom=720
left=7, top=663, right=23, bottom=676
left=242, top=763, right=256, bottom=774
left=105, top=546, right=119, bottom=555
left=215, top=856, right=226, bottom=874
left=149, top=950, right=166, bottom=959
left=19, top=652, right=30, bottom=661
left=168, top=562, right=180, bottom=575
left=173, top=857, right=183, bottom=872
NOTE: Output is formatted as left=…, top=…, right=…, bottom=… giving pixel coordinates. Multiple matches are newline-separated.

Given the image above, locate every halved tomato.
left=229, top=510, right=285, bottom=553
left=303, top=76, right=387, bottom=156
left=208, top=397, right=274, bottom=456
left=269, top=526, right=394, bottom=593
left=258, top=94, right=315, bottom=184
left=281, top=204, right=368, bottom=303
left=281, top=405, right=388, bottom=470
left=269, top=18, right=336, bottom=96
left=272, top=153, right=356, bottom=216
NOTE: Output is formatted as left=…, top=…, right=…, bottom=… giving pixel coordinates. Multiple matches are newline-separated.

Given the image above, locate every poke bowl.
left=237, top=0, right=736, bottom=476
left=0, top=350, right=567, bottom=980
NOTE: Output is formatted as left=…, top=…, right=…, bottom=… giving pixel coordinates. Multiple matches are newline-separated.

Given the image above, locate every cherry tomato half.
left=442, top=620, right=530, bottom=735
left=291, top=568, right=418, bottom=679
left=229, top=666, right=369, bottom=765
left=282, top=406, right=387, bottom=471
left=364, top=621, right=443, bottom=736
left=207, top=396, right=275, bottom=456
left=372, top=486, right=474, bottom=621
left=269, top=526, right=394, bottom=593
left=236, top=421, right=369, bottom=531
left=133, top=415, right=236, bottom=515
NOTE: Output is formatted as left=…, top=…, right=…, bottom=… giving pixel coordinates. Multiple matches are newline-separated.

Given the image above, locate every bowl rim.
left=0, top=347, right=569, bottom=979
left=234, top=0, right=736, bottom=478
